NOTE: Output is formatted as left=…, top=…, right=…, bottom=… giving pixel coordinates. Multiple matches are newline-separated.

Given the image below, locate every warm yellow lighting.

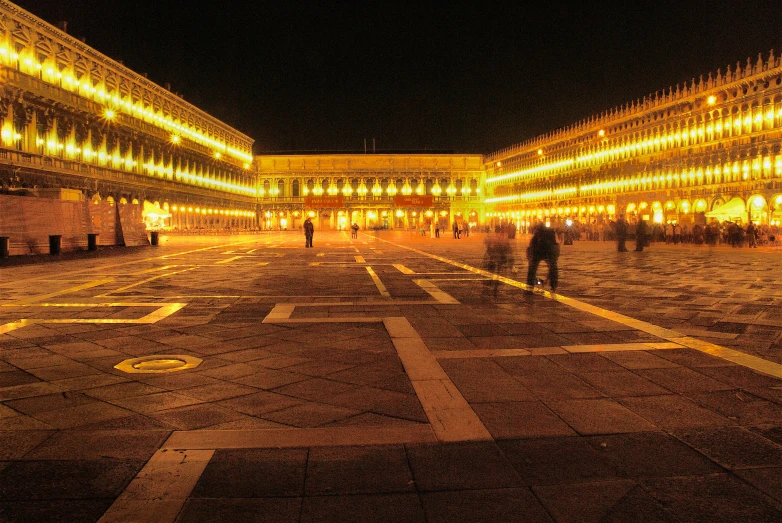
left=598, top=129, right=605, bottom=137
left=496, top=161, right=502, bottom=167
left=707, top=95, right=716, bottom=105
left=395, top=210, right=404, bottom=217
left=104, top=109, right=115, bottom=119
left=753, top=196, right=764, bottom=208
left=214, top=152, right=222, bottom=159
left=537, top=149, right=543, bottom=155
left=171, top=135, right=180, bottom=144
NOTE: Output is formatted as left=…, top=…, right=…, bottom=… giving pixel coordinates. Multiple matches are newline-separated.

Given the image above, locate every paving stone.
left=0, top=430, right=54, bottom=460
left=642, top=473, right=782, bottom=523
left=618, top=395, right=732, bottom=430
left=146, top=403, right=246, bottom=430
left=260, top=402, right=361, bottom=428
left=440, top=359, right=536, bottom=402
left=471, top=401, right=577, bottom=439
left=583, top=431, right=723, bottom=478
left=0, top=460, right=143, bottom=500
left=405, top=441, right=523, bottom=491
left=216, top=390, right=304, bottom=416
left=324, top=386, right=428, bottom=423
left=177, top=498, right=301, bottom=523
left=305, top=445, right=413, bottom=495
left=577, top=370, right=672, bottom=397
left=420, top=488, right=554, bottom=523
left=110, top=391, right=204, bottom=413
left=672, top=426, right=782, bottom=469
left=687, top=389, right=782, bottom=425
left=4, top=391, right=97, bottom=415
left=177, top=382, right=260, bottom=402
left=599, top=351, right=680, bottom=370
left=546, top=399, right=659, bottom=435
left=500, top=436, right=622, bottom=486
left=231, top=368, right=309, bottom=389
left=733, top=467, right=782, bottom=504
left=0, top=370, right=41, bottom=388
left=191, top=448, right=307, bottom=498
left=0, top=499, right=114, bottom=523
left=533, top=480, right=677, bottom=523
left=300, top=493, right=426, bottom=523
left=23, top=430, right=167, bottom=460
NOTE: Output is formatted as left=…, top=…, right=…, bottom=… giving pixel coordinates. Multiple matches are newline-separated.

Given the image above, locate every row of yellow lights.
left=488, top=194, right=781, bottom=218
left=300, top=183, right=479, bottom=197
left=489, top=205, right=616, bottom=217
left=488, top=158, right=782, bottom=204
left=0, top=48, right=252, bottom=163
left=487, top=102, right=782, bottom=185
left=169, top=206, right=255, bottom=217
left=20, top=133, right=256, bottom=195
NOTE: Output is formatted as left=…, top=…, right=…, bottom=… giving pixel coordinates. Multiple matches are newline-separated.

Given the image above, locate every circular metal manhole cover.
left=115, top=354, right=203, bottom=374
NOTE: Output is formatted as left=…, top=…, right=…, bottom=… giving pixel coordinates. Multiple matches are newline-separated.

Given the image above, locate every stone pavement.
left=0, top=230, right=780, bottom=522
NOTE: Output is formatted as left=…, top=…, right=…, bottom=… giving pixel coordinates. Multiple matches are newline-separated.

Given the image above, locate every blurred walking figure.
left=350, top=222, right=359, bottom=238
left=304, top=217, right=314, bottom=248
left=747, top=221, right=758, bottom=247
left=615, top=216, right=629, bottom=252
left=483, top=233, right=514, bottom=296
left=634, top=219, right=648, bottom=252
left=526, top=224, right=559, bottom=292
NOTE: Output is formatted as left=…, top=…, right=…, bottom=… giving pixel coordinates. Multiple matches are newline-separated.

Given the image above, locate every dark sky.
left=16, top=0, right=782, bottom=154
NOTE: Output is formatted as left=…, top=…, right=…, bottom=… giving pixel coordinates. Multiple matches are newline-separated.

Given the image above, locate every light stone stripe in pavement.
left=97, top=449, right=214, bottom=523
left=432, top=342, right=684, bottom=359
left=413, top=279, right=460, bottom=304
left=365, top=266, right=390, bottom=296
left=375, top=235, right=782, bottom=379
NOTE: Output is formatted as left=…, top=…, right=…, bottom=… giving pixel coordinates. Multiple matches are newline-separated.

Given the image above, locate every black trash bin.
left=49, top=235, right=62, bottom=255
left=87, top=233, right=99, bottom=251
left=0, top=237, right=9, bottom=257
left=150, top=231, right=159, bottom=246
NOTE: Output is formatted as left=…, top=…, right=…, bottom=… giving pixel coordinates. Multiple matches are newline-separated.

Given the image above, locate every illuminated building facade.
left=484, top=52, right=782, bottom=229
left=0, top=0, right=257, bottom=236
left=254, top=154, right=485, bottom=231
left=3, top=0, right=781, bottom=250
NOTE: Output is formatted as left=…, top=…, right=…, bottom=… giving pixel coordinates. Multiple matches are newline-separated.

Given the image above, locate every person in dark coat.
left=634, top=219, right=648, bottom=251
left=304, top=217, right=314, bottom=248
left=615, top=216, right=629, bottom=252
left=526, top=224, right=559, bottom=292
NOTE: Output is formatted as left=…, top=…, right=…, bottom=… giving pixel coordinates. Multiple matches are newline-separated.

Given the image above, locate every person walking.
left=664, top=223, right=673, bottom=244
left=453, top=221, right=459, bottom=239
left=435, top=224, right=440, bottom=238
left=350, top=222, right=359, bottom=239
left=634, top=219, right=648, bottom=251
left=483, top=233, right=514, bottom=297
left=304, top=217, right=314, bottom=248
left=526, top=224, right=559, bottom=293
left=615, top=216, right=629, bottom=252
left=747, top=221, right=758, bottom=248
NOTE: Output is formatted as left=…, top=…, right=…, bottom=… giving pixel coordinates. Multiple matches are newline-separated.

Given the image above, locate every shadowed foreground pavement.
left=1, top=230, right=781, bottom=522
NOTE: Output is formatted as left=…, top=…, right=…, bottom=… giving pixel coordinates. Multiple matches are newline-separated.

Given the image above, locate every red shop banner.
left=393, top=195, right=434, bottom=207
left=304, top=195, right=344, bottom=208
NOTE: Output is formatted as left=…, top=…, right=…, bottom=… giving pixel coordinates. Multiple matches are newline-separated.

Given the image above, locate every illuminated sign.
left=305, top=195, right=344, bottom=207
left=393, top=195, right=434, bottom=207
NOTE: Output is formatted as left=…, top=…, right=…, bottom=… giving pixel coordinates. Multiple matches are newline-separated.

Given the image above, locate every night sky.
left=15, top=0, right=782, bottom=155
